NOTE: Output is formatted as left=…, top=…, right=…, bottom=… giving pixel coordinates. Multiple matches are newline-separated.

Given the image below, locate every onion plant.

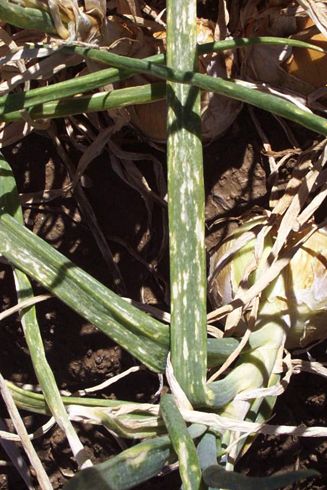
left=0, top=0, right=327, bottom=489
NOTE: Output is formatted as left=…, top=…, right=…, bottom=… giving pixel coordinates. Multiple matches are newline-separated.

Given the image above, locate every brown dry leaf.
left=0, top=28, right=34, bottom=147
left=0, top=373, right=53, bottom=490
left=239, top=0, right=327, bottom=107
left=297, top=0, right=327, bottom=37
left=113, top=0, right=143, bottom=17
left=18, top=0, right=105, bottom=40
left=73, top=125, right=118, bottom=187
left=201, top=63, right=242, bottom=142
left=49, top=0, right=104, bottom=40
left=266, top=146, right=325, bottom=252
left=109, top=148, right=155, bottom=231
left=0, top=49, right=80, bottom=95
left=84, top=0, right=106, bottom=24
left=0, top=121, right=34, bottom=148
left=48, top=123, right=127, bottom=293
left=109, top=15, right=158, bottom=56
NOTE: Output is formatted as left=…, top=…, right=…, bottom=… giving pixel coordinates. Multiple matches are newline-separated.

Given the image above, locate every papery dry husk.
left=283, top=19, right=327, bottom=90
left=0, top=29, right=49, bottom=83
left=281, top=226, right=327, bottom=348
left=51, top=0, right=106, bottom=41
left=0, top=27, right=52, bottom=147
left=16, top=0, right=105, bottom=40
left=209, top=217, right=327, bottom=350
left=239, top=0, right=327, bottom=104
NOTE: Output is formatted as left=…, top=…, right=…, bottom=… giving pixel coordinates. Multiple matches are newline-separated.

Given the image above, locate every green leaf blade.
left=160, top=395, right=203, bottom=490
left=203, top=465, right=319, bottom=490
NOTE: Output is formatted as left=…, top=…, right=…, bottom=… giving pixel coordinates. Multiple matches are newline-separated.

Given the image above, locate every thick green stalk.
left=13, top=271, right=92, bottom=468
left=0, top=83, right=166, bottom=122
left=209, top=320, right=286, bottom=409
left=203, top=465, right=318, bottom=490
left=0, top=53, right=163, bottom=116
left=0, top=0, right=56, bottom=34
left=166, top=0, right=208, bottom=405
left=7, top=382, right=137, bottom=412
left=205, top=319, right=287, bottom=473
left=160, top=395, right=203, bottom=489
left=4, top=74, right=325, bottom=138
left=65, top=39, right=325, bottom=81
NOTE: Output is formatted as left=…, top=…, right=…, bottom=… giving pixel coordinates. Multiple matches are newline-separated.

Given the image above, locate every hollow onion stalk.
left=166, top=0, right=208, bottom=406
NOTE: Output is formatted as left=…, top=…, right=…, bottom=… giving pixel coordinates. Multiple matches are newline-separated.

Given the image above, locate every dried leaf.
left=239, top=1, right=327, bottom=106
left=0, top=121, right=33, bottom=147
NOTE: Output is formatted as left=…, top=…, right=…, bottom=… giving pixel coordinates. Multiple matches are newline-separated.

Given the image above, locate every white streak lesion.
left=195, top=223, right=204, bottom=248
left=182, top=270, right=189, bottom=285
left=183, top=338, right=189, bottom=360
left=171, top=282, right=180, bottom=301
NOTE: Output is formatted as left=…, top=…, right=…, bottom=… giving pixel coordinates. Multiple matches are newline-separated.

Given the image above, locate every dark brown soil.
left=238, top=348, right=327, bottom=489
left=0, top=80, right=327, bottom=490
